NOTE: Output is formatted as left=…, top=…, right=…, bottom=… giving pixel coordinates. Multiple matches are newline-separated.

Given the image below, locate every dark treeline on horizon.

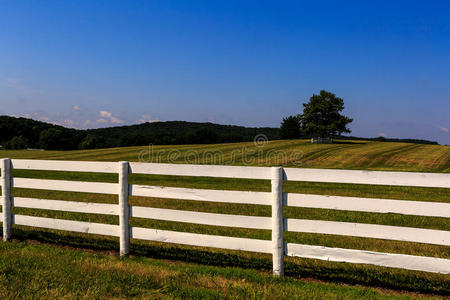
left=0, top=115, right=438, bottom=150
left=0, top=116, right=279, bottom=150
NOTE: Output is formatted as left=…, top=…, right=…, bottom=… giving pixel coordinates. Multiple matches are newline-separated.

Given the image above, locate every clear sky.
left=1, top=1, right=449, bottom=144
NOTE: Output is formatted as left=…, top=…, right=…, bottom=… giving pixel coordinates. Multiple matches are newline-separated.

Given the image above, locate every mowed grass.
left=1, top=139, right=449, bottom=298
left=1, top=139, right=449, bottom=172
left=2, top=241, right=442, bottom=300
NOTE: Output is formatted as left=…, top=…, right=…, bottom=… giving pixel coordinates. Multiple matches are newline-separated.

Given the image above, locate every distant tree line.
left=0, top=116, right=279, bottom=150
left=343, top=136, right=438, bottom=145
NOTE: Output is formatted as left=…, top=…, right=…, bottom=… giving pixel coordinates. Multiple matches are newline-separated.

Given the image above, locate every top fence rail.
left=283, top=167, right=450, bottom=188
left=9, top=159, right=450, bottom=188
left=11, top=159, right=118, bottom=174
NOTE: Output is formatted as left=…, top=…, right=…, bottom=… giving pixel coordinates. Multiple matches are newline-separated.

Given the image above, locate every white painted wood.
left=11, top=159, right=117, bottom=173
left=1, top=158, right=12, bottom=241
left=286, top=219, right=450, bottom=246
left=130, top=185, right=270, bottom=205
left=12, top=197, right=118, bottom=215
left=119, top=161, right=130, bottom=256
left=285, top=193, right=450, bottom=218
left=286, top=243, right=450, bottom=274
left=131, top=206, right=271, bottom=229
left=129, top=162, right=271, bottom=179
left=283, top=167, right=450, bottom=188
left=14, top=214, right=119, bottom=237
left=271, top=167, right=284, bottom=276
left=131, top=227, right=272, bottom=253
left=12, top=178, right=118, bottom=195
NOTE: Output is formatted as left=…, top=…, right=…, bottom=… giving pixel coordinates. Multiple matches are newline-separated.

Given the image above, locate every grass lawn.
left=1, top=139, right=449, bottom=298
left=0, top=240, right=445, bottom=299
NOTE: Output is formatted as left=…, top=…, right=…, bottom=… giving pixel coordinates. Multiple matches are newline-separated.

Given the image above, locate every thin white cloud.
left=138, top=115, right=160, bottom=123
left=99, top=110, right=112, bottom=118
left=440, top=127, right=449, bottom=133
left=8, top=110, right=126, bottom=129
left=97, top=110, right=124, bottom=124
left=110, top=116, right=124, bottom=124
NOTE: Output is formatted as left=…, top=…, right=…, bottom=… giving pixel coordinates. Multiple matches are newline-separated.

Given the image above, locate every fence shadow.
left=331, top=141, right=367, bottom=144
left=8, top=228, right=449, bottom=296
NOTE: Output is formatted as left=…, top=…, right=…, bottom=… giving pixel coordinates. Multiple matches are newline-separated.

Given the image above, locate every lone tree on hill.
left=299, top=90, right=352, bottom=140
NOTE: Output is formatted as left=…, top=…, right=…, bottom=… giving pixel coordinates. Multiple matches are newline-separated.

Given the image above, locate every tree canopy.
left=299, top=90, right=353, bottom=138
left=279, top=116, right=301, bottom=139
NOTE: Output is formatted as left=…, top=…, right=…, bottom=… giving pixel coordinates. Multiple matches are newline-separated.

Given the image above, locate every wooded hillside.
left=0, top=116, right=278, bottom=150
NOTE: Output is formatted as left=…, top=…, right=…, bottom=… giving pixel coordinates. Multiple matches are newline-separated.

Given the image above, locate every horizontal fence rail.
left=129, top=162, right=271, bottom=179
left=11, top=159, right=118, bottom=174
left=286, top=243, right=450, bottom=274
left=131, top=227, right=272, bottom=254
left=131, top=185, right=271, bottom=205
left=13, top=178, right=118, bottom=195
left=283, top=167, right=450, bottom=188
left=285, top=219, right=450, bottom=246
left=13, top=197, right=119, bottom=215
left=131, top=206, right=271, bottom=229
left=285, top=193, right=450, bottom=218
left=1, top=158, right=449, bottom=275
left=13, top=214, right=120, bottom=237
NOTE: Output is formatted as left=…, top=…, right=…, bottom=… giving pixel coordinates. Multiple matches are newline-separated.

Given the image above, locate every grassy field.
left=2, top=240, right=443, bottom=299
left=1, top=139, right=449, bottom=298
left=1, top=139, right=449, bottom=172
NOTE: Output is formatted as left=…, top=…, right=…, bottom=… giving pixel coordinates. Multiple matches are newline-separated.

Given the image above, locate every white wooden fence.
left=1, top=158, right=449, bottom=275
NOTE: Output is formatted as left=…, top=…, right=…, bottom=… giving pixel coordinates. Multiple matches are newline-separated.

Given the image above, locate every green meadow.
left=1, top=139, right=449, bottom=299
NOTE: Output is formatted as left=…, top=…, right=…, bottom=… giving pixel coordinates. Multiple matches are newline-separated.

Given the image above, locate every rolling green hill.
left=2, top=139, right=449, bottom=172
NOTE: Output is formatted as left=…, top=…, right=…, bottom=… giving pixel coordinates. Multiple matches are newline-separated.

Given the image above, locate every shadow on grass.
left=9, top=228, right=450, bottom=296
left=331, top=141, right=368, bottom=144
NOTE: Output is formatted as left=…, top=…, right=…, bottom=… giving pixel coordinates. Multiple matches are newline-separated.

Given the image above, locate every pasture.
left=1, top=139, right=449, bottom=299
left=1, top=139, right=449, bottom=172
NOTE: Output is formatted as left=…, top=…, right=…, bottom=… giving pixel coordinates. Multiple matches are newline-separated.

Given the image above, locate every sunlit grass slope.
left=2, top=139, right=449, bottom=172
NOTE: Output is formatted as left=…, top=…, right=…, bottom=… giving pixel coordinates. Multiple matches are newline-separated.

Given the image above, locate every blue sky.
left=0, top=1, right=449, bottom=144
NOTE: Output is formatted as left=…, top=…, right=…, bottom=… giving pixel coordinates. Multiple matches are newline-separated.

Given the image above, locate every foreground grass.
left=0, top=240, right=444, bottom=299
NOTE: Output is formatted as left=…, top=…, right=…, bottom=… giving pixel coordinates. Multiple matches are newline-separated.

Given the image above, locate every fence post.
left=119, top=161, right=130, bottom=256
left=1, top=158, right=12, bottom=241
left=271, top=166, right=284, bottom=276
